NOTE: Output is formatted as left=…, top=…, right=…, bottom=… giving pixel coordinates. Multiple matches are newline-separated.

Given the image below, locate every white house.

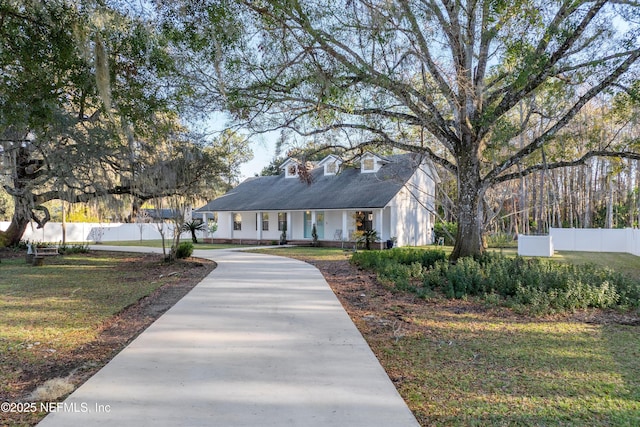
left=196, top=152, right=438, bottom=247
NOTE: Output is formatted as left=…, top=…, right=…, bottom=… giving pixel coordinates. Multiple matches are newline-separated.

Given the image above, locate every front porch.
left=199, top=209, right=394, bottom=247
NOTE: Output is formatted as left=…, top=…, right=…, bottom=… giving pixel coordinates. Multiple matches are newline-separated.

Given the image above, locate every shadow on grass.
left=389, top=313, right=640, bottom=426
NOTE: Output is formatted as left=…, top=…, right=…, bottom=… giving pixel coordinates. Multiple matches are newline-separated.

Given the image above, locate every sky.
left=205, top=112, right=279, bottom=180
left=239, top=132, right=278, bottom=179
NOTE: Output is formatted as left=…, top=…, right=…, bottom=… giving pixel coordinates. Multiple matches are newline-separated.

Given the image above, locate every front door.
left=304, top=211, right=325, bottom=239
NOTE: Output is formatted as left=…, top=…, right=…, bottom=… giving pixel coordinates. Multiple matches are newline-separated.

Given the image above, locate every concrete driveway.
left=38, top=248, right=419, bottom=426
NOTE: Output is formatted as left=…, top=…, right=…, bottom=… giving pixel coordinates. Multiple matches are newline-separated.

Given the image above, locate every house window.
left=287, top=164, right=297, bottom=176
left=326, top=162, right=338, bottom=175
left=233, top=213, right=242, bottom=231
left=362, top=157, right=375, bottom=172
left=278, top=212, right=287, bottom=231
left=355, top=211, right=373, bottom=231
left=256, top=213, right=269, bottom=230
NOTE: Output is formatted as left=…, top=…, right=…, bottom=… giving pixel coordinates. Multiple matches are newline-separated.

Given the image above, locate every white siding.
left=388, top=162, right=436, bottom=247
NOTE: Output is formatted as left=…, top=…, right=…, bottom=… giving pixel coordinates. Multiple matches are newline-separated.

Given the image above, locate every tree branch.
left=486, top=0, right=608, bottom=119
left=484, top=47, right=640, bottom=184
left=493, top=150, right=640, bottom=184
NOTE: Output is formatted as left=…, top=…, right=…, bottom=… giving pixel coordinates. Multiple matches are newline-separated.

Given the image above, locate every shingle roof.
left=196, top=153, right=422, bottom=212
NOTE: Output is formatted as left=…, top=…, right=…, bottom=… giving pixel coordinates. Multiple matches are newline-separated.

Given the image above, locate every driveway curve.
left=38, top=247, right=419, bottom=427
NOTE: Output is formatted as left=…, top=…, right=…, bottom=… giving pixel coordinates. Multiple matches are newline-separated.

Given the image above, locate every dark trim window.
left=256, top=213, right=269, bottom=231
left=355, top=211, right=373, bottom=231
left=278, top=212, right=287, bottom=231
left=233, top=213, right=242, bottom=231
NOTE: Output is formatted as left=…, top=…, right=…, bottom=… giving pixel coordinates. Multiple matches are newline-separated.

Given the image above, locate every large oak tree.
left=0, top=1, right=234, bottom=247
left=160, top=0, right=640, bottom=259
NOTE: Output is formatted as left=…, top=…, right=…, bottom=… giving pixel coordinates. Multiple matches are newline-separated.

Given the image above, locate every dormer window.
left=360, top=153, right=382, bottom=173
left=325, top=161, right=338, bottom=175
left=281, top=158, right=299, bottom=178
left=318, top=154, right=343, bottom=176
left=362, top=157, right=375, bottom=171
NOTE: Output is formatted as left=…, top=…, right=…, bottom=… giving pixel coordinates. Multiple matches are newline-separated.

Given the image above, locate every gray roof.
left=197, top=154, right=423, bottom=212
left=142, top=208, right=181, bottom=220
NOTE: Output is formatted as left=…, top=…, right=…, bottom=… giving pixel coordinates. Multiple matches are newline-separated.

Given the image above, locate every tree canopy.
left=158, top=0, right=640, bottom=258
left=0, top=1, right=246, bottom=246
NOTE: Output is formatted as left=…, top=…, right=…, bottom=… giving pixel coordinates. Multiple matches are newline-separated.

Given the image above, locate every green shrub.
left=351, top=247, right=446, bottom=270
left=351, top=248, right=445, bottom=293
left=175, top=242, right=194, bottom=259
left=58, top=242, right=90, bottom=254
left=485, top=232, right=517, bottom=248
left=434, top=221, right=457, bottom=245
left=353, top=248, right=640, bottom=314
left=423, top=254, right=634, bottom=313
left=15, top=240, right=30, bottom=251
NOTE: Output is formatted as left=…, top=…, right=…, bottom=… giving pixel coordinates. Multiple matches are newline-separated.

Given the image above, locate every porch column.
left=287, top=211, right=292, bottom=240
left=390, top=206, right=398, bottom=245
left=257, top=211, right=263, bottom=241
left=342, top=210, right=348, bottom=241
left=377, top=208, right=384, bottom=249
left=229, top=212, right=235, bottom=240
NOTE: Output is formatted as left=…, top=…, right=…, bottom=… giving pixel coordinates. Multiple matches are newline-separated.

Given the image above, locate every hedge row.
left=351, top=250, right=640, bottom=314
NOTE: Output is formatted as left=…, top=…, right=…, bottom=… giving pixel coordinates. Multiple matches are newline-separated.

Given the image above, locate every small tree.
left=280, top=222, right=287, bottom=245
left=152, top=197, right=170, bottom=260
left=135, top=211, right=152, bottom=242
left=311, top=223, right=318, bottom=246
left=208, top=220, right=218, bottom=236
left=182, top=220, right=207, bottom=244
left=357, top=229, right=380, bottom=251
left=167, top=198, right=190, bottom=261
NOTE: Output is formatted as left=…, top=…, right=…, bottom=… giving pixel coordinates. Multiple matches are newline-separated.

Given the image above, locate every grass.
left=249, top=246, right=349, bottom=261
left=258, top=245, right=640, bottom=426
left=383, top=312, right=640, bottom=426
left=96, top=240, right=245, bottom=249
left=3, top=244, right=639, bottom=425
left=0, top=252, right=180, bottom=397
left=554, top=251, right=640, bottom=281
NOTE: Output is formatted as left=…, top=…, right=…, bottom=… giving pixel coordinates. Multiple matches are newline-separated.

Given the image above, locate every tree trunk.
left=450, top=153, right=485, bottom=261
left=628, top=158, right=635, bottom=227
left=0, top=199, right=31, bottom=247
left=606, top=173, right=614, bottom=228
left=537, top=168, right=546, bottom=234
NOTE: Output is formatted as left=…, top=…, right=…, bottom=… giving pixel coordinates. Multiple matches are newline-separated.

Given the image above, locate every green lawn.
left=98, top=240, right=245, bottom=250
left=249, top=246, right=350, bottom=260
left=553, top=251, right=640, bottom=281
left=0, top=252, right=194, bottom=397
left=259, top=245, right=640, bottom=426
left=383, top=308, right=640, bottom=426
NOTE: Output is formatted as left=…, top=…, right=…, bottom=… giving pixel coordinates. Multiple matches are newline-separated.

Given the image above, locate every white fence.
left=549, top=227, right=640, bottom=256
left=518, top=228, right=640, bottom=257
left=0, top=221, right=204, bottom=243
left=517, top=235, right=554, bottom=257
left=4, top=221, right=638, bottom=255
